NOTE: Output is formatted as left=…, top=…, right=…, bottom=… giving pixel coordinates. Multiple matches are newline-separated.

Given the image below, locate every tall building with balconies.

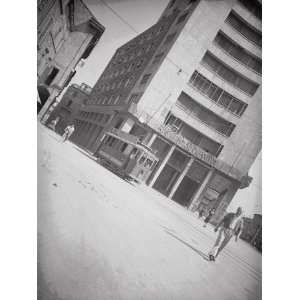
left=71, top=0, right=262, bottom=222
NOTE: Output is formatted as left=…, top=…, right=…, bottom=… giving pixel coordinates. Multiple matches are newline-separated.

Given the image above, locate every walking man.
left=62, top=124, right=75, bottom=142
left=208, top=207, right=244, bottom=261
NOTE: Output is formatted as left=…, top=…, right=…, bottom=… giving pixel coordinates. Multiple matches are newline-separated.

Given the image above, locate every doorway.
left=172, top=176, right=199, bottom=206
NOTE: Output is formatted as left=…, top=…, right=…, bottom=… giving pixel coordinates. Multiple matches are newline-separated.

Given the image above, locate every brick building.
left=37, top=0, right=105, bottom=117
left=47, top=83, right=92, bottom=135
left=70, top=0, right=262, bottom=223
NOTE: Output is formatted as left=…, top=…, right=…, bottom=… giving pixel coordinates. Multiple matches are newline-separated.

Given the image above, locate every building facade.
left=47, top=82, right=92, bottom=135
left=37, top=0, right=105, bottom=117
left=70, top=0, right=262, bottom=222
left=240, top=214, right=262, bottom=252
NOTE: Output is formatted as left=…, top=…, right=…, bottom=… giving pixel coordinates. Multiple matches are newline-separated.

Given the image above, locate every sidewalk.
left=38, top=124, right=261, bottom=300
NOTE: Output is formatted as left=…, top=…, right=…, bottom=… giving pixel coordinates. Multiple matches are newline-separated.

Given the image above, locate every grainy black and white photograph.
left=37, top=0, right=262, bottom=299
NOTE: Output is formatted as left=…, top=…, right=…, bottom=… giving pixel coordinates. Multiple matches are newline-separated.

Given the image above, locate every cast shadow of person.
left=163, top=229, right=210, bottom=261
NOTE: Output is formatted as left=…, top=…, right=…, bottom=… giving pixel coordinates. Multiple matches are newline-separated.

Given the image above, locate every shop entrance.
left=172, top=177, right=199, bottom=206
left=153, top=165, right=180, bottom=196
left=172, top=160, right=211, bottom=207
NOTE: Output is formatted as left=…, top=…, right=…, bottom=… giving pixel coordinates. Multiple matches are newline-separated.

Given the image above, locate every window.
left=127, top=93, right=139, bottom=104
left=176, top=12, right=188, bottom=24
left=152, top=53, right=164, bottom=65
left=165, top=115, right=182, bottom=132
left=163, top=33, right=176, bottom=45
left=103, top=115, right=111, bottom=123
left=114, top=95, right=121, bottom=104
left=139, top=155, right=146, bottom=164
left=188, top=71, right=248, bottom=116
left=103, top=96, right=108, bottom=104
left=44, top=67, right=59, bottom=86
left=67, top=0, right=75, bottom=29
left=107, top=136, right=117, bottom=147
left=59, top=0, right=64, bottom=14
left=225, top=11, right=262, bottom=47
left=114, top=118, right=124, bottom=129
left=136, top=59, right=144, bottom=69
left=107, top=95, right=113, bottom=104
left=168, top=0, right=176, bottom=9
left=214, top=31, right=262, bottom=74
left=140, top=74, right=151, bottom=85
left=124, top=77, right=133, bottom=87
left=120, top=143, right=128, bottom=153
left=201, top=52, right=259, bottom=96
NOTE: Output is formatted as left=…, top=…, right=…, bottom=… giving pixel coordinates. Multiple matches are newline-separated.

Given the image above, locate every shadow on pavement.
left=164, top=229, right=210, bottom=261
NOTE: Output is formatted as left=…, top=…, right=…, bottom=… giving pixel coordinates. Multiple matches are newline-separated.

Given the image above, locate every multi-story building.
left=47, top=82, right=92, bottom=135
left=37, top=0, right=105, bottom=116
left=71, top=0, right=262, bottom=222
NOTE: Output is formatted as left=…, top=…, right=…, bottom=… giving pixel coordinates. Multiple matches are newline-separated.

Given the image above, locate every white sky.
left=71, top=0, right=261, bottom=218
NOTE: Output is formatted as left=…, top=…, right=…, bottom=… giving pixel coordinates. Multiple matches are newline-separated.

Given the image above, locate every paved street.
left=38, top=124, right=261, bottom=300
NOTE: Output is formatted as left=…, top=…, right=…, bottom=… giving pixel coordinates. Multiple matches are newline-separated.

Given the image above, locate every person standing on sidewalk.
left=62, top=124, right=75, bottom=142
left=203, top=208, right=215, bottom=227
left=208, top=207, right=244, bottom=261
left=48, top=117, right=60, bottom=131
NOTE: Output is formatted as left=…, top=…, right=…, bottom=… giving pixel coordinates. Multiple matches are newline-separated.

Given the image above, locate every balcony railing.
left=174, top=102, right=235, bottom=137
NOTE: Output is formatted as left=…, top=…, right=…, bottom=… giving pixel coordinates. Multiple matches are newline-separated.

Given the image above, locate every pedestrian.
left=208, top=207, right=244, bottom=261
left=62, top=124, right=75, bottom=142
left=48, top=117, right=60, bottom=131
left=203, top=208, right=215, bottom=227
left=198, top=208, right=205, bottom=219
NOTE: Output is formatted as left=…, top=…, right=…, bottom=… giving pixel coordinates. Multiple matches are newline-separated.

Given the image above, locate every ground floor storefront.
left=61, top=111, right=245, bottom=223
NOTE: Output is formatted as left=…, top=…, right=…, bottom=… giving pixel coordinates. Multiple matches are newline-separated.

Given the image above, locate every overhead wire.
left=90, top=0, right=255, bottom=157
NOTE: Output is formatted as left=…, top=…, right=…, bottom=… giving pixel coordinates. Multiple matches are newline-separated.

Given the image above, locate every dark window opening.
left=201, top=52, right=259, bottom=96
left=164, top=33, right=176, bottom=45
left=169, top=0, right=176, bottom=8
left=120, top=143, right=128, bottom=153
left=114, top=118, right=124, bottom=129
left=59, top=0, right=64, bottom=15
left=140, top=74, right=151, bottom=85
left=152, top=53, right=164, bottom=65
left=177, top=13, right=188, bottom=24
left=44, top=67, right=59, bottom=86
left=67, top=0, right=75, bottom=30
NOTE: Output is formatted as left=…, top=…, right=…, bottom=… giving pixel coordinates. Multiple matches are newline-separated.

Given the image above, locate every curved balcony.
left=182, top=85, right=243, bottom=123
left=233, top=3, right=262, bottom=33
left=196, top=65, right=253, bottom=104
left=170, top=103, right=231, bottom=145
left=208, top=43, right=261, bottom=84
left=221, top=22, right=261, bottom=59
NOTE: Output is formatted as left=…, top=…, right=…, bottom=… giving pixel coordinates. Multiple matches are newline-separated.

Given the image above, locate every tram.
left=96, top=128, right=159, bottom=183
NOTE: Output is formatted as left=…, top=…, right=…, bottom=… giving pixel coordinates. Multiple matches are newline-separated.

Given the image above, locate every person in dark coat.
left=203, top=208, right=216, bottom=227
left=198, top=209, right=205, bottom=219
